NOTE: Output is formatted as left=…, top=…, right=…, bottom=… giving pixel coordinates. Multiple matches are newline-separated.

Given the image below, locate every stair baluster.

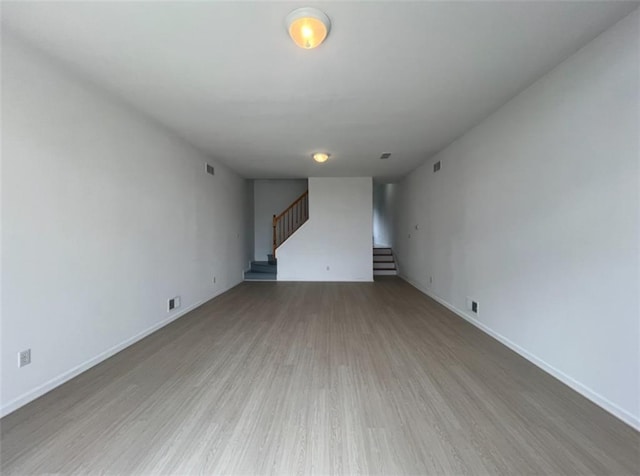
left=272, top=190, right=309, bottom=256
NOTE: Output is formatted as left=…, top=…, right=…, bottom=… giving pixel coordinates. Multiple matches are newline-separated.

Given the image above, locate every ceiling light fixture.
left=312, top=152, right=330, bottom=163
left=286, top=7, right=331, bottom=49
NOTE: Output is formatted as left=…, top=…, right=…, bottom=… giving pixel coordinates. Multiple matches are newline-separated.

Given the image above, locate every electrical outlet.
left=168, top=296, right=181, bottom=312
left=213, top=276, right=216, bottom=284
left=466, top=297, right=479, bottom=315
left=429, top=276, right=433, bottom=285
left=18, top=349, right=31, bottom=368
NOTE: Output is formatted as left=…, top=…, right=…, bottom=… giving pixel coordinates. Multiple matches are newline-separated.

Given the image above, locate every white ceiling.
left=2, top=1, right=637, bottom=180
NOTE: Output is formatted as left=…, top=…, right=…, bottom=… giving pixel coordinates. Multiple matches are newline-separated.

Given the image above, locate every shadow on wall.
left=373, top=182, right=397, bottom=247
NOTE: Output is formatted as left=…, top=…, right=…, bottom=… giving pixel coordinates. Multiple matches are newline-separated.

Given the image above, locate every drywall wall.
left=253, top=179, right=308, bottom=261
left=277, top=178, right=373, bottom=281
left=1, top=34, right=251, bottom=416
left=393, top=11, right=639, bottom=428
left=244, top=180, right=255, bottom=269
left=373, top=183, right=397, bottom=247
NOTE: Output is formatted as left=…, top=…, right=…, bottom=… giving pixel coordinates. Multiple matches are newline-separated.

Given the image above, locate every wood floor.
left=1, top=278, right=638, bottom=475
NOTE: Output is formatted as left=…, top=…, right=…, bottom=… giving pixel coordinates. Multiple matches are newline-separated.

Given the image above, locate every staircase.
left=373, top=247, right=397, bottom=276
left=272, top=190, right=309, bottom=256
left=245, top=190, right=309, bottom=281
left=244, top=259, right=277, bottom=281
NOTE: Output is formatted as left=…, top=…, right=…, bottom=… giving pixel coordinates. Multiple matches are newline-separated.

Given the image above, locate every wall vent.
left=380, top=152, right=391, bottom=160
left=205, top=163, right=215, bottom=176
left=433, top=160, right=441, bottom=173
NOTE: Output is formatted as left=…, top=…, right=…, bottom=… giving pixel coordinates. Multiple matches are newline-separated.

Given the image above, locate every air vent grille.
left=433, top=161, right=441, bottom=173
left=380, top=153, right=391, bottom=160
left=206, top=163, right=215, bottom=176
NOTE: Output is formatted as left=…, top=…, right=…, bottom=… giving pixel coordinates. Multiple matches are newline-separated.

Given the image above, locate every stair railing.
left=272, top=190, right=309, bottom=256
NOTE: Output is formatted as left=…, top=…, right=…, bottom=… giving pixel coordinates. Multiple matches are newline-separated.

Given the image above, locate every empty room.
left=1, top=1, right=639, bottom=474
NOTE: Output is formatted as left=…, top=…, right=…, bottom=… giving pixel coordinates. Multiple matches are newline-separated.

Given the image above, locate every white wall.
left=373, top=183, right=397, bottom=247
left=277, top=178, right=373, bottom=282
left=253, top=179, right=308, bottom=261
left=1, top=35, right=252, bottom=416
left=393, top=11, right=639, bottom=429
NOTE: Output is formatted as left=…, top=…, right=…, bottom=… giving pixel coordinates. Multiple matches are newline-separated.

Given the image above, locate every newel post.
left=272, top=214, right=277, bottom=256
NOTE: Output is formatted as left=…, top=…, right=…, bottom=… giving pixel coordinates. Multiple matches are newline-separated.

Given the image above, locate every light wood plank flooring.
left=1, top=278, right=638, bottom=474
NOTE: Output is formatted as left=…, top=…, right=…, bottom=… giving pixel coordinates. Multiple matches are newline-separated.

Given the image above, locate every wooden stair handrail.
left=272, top=190, right=309, bottom=256
left=274, top=190, right=308, bottom=222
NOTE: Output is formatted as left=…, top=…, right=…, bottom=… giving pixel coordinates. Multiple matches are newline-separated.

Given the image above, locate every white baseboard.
left=0, top=282, right=240, bottom=418
left=276, top=277, right=374, bottom=282
left=399, top=274, right=640, bottom=431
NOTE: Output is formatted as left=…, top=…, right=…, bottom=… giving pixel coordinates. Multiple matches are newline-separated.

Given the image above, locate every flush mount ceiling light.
left=312, top=152, right=330, bottom=163
left=286, top=7, right=331, bottom=49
